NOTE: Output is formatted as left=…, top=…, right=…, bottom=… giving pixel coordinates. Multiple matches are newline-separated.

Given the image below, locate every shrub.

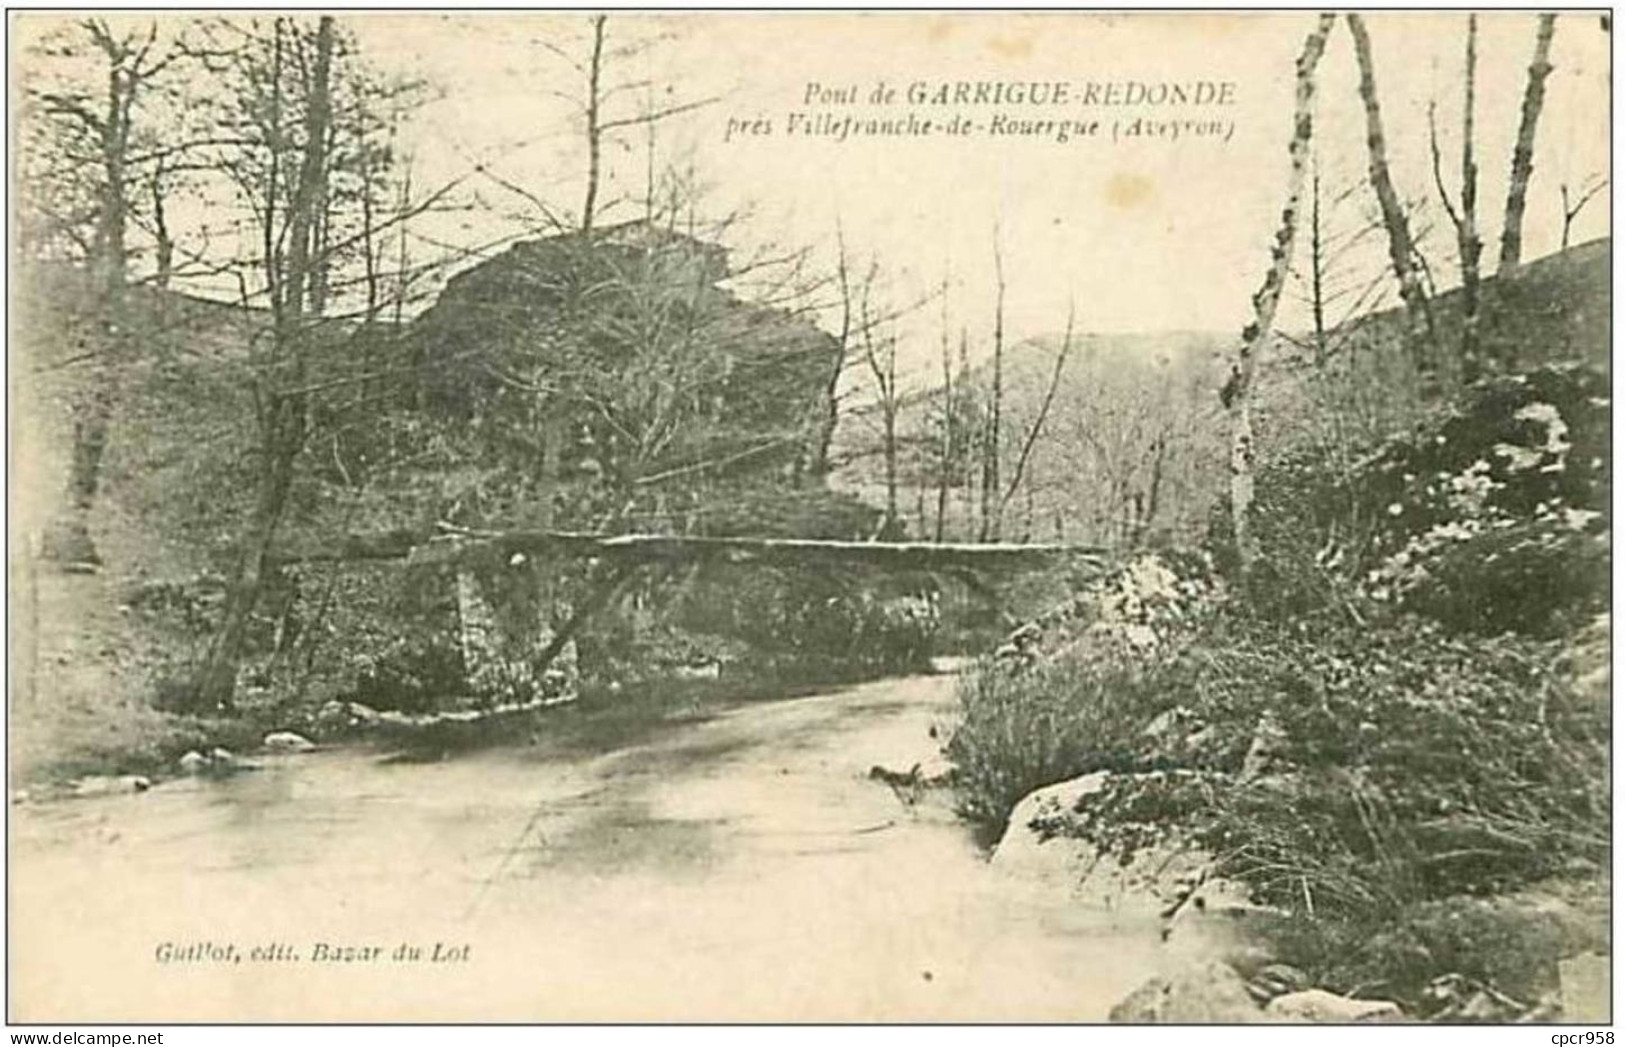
left=1239, top=363, right=1610, bottom=637
left=947, top=645, right=1163, bottom=835
left=951, top=608, right=1608, bottom=911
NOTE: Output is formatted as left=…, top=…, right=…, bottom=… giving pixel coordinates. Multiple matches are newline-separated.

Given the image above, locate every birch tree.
left=1222, top=12, right=1335, bottom=573
left=1346, top=13, right=1436, bottom=381
left=1499, top=13, right=1558, bottom=273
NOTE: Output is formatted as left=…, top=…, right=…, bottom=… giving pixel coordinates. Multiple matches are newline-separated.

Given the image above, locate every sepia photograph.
left=5, top=8, right=1612, bottom=1025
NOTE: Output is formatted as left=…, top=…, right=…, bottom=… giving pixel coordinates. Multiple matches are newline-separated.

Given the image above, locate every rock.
left=11, top=789, right=30, bottom=805
left=314, top=700, right=382, bottom=735
left=992, top=770, right=1256, bottom=926
left=1109, top=960, right=1263, bottom=1022
left=990, top=771, right=1112, bottom=883
left=673, top=661, right=720, bottom=680
left=1559, top=953, right=1610, bottom=1022
left=179, top=748, right=251, bottom=777
left=1246, top=963, right=1311, bottom=1004
left=263, top=731, right=316, bottom=753
left=71, top=775, right=151, bottom=798
left=1422, top=973, right=1526, bottom=1021
left=1265, top=989, right=1403, bottom=1023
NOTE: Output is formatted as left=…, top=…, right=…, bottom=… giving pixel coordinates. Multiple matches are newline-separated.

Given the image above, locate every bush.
left=948, top=645, right=1160, bottom=836
left=951, top=608, right=1608, bottom=911
left=1240, top=362, right=1610, bottom=637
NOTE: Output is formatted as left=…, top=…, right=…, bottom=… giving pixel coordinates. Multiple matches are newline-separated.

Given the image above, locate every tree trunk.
left=815, top=223, right=854, bottom=478
left=1309, top=162, right=1328, bottom=367
left=1347, top=13, right=1436, bottom=381
left=934, top=291, right=953, bottom=543
left=48, top=45, right=136, bottom=567
left=1457, top=14, right=1483, bottom=376
left=193, top=17, right=335, bottom=710
left=979, top=232, right=1005, bottom=543
left=581, top=14, right=607, bottom=234
left=883, top=403, right=898, bottom=533
left=1226, top=13, right=1335, bottom=574
left=998, top=306, right=1073, bottom=526
left=1500, top=13, right=1558, bottom=274
left=193, top=409, right=303, bottom=708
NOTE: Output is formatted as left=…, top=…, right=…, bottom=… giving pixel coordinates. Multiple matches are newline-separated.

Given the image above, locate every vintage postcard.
left=8, top=9, right=1610, bottom=1024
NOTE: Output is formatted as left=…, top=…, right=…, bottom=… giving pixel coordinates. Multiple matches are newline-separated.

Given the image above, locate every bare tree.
left=1223, top=13, right=1335, bottom=573
left=1499, top=13, right=1559, bottom=273
left=1429, top=13, right=1485, bottom=377
left=978, top=224, right=1005, bottom=542
left=996, top=303, right=1074, bottom=531
left=1347, top=13, right=1436, bottom=381
left=934, top=273, right=953, bottom=541
left=813, top=220, right=857, bottom=481
left=1560, top=175, right=1607, bottom=250
left=857, top=263, right=901, bottom=536
left=537, top=15, right=718, bottom=235
left=1286, top=157, right=1392, bottom=369
left=191, top=16, right=340, bottom=708
left=26, top=18, right=194, bottom=564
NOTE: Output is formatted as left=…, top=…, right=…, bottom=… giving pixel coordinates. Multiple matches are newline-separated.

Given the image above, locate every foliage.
left=953, top=603, right=1608, bottom=907
left=1354, top=364, right=1609, bottom=636
left=1235, top=362, right=1609, bottom=638
left=947, top=645, right=1163, bottom=835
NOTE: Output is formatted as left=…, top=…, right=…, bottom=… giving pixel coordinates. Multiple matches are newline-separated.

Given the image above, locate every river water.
left=10, top=673, right=1163, bottom=1021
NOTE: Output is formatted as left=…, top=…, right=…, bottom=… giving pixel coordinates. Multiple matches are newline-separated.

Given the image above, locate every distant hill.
left=831, top=237, right=1611, bottom=548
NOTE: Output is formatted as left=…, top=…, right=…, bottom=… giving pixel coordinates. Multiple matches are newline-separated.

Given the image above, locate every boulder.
left=178, top=748, right=250, bottom=777
left=314, top=700, right=382, bottom=735
left=1109, top=960, right=1263, bottom=1022
left=71, top=775, right=151, bottom=798
left=1265, top=989, right=1403, bottom=1023
left=991, top=770, right=1256, bottom=925
left=989, top=771, right=1111, bottom=889
left=263, top=731, right=316, bottom=753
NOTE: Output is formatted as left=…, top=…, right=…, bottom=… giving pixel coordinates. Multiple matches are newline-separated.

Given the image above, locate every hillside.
left=832, top=237, right=1611, bottom=549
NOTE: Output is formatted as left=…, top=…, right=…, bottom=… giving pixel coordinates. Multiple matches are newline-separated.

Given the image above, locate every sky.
left=14, top=12, right=1612, bottom=384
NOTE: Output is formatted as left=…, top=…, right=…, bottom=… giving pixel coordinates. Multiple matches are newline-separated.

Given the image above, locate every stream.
left=10, top=672, right=1163, bottom=1021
